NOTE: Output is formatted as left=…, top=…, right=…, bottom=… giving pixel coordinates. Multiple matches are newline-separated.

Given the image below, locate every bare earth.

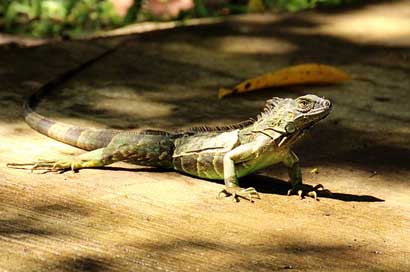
left=0, top=1, right=409, bottom=271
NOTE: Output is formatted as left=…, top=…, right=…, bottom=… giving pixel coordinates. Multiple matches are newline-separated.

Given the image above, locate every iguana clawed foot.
left=218, top=186, right=261, bottom=203
left=287, top=183, right=328, bottom=200
left=7, top=159, right=83, bottom=174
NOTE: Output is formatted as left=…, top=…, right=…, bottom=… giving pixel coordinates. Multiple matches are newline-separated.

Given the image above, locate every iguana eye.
left=297, top=99, right=312, bottom=112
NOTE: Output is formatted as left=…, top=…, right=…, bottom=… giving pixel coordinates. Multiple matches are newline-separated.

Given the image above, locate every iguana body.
left=12, top=87, right=331, bottom=201
left=9, top=49, right=332, bottom=201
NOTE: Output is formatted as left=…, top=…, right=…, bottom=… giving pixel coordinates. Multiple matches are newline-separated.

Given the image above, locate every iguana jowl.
left=10, top=90, right=331, bottom=201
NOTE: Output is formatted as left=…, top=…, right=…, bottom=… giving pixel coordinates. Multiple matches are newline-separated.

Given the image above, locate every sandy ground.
left=0, top=1, right=409, bottom=271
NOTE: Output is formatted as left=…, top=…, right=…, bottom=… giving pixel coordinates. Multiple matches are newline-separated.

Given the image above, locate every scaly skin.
left=9, top=80, right=332, bottom=202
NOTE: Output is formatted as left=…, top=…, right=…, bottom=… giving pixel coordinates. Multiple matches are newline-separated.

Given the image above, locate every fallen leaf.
left=219, top=63, right=351, bottom=98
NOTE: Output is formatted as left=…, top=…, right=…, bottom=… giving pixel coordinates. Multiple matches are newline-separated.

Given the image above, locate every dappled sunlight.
left=0, top=172, right=408, bottom=270
left=92, top=17, right=223, bottom=38
left=313, top=2, right=410, bottom=46
left=308, top=2, right=408, bottom=47
left=94, top=85, right=176, bottom=120
left=0, top=121, right=81, bottom=164
left=0, top=33, right=48, bottom=46
left=216, top=36, right=297, bottom=55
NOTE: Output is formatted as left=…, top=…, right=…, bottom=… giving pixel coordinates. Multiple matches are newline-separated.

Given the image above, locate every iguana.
left=8, top=53, right=332, bottom=202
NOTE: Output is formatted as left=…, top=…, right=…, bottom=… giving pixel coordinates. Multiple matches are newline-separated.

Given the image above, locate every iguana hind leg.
left=8, top=148, right=110, bottom=173
left=8, top=140, right=174, bottom=173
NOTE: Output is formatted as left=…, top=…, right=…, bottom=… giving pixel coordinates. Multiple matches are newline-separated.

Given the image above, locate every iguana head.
left=254, top=94, right=332, bottom=145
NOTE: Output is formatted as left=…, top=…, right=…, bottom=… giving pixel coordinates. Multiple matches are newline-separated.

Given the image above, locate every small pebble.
left=310, top=168, right=319, bottom=174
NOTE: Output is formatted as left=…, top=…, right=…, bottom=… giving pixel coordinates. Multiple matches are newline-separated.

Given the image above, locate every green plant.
left=0, top=0, right=124, bottom=37
left=264, top=0, right=360, bottom=12
left=0, top=0, right=361, bottom=38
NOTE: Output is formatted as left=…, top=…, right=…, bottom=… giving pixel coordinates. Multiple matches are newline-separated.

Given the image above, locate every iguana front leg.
left=283, top=151, right=324, bottom=200
left=219, top=143, right=262, bottom=202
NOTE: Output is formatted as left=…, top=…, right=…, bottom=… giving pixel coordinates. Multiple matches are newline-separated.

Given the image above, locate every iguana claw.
left=218, top=187, right=260, bottom=202
left=287, top=184, right=326, bottom=200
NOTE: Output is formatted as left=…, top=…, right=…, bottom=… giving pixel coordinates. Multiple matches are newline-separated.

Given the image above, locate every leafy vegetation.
left=0, top=0, right=359, bottom=38
left=263, top=0, right=358, bottom=12
left=0, top=0, right=139, bottom=37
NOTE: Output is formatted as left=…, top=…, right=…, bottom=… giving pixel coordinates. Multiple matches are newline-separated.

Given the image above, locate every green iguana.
left=8, top=51, right=332, bottom=202
left=9, top=88, right=331, bottom=202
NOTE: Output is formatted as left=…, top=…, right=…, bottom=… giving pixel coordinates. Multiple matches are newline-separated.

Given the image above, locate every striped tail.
left=23, top=46, right=123, bottom=151
left=24, top=101, right=121, bottom=151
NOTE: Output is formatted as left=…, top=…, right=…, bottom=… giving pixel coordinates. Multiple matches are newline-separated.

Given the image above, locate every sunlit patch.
left=216, top=36, right=297, bottom=54
left=94, top=86, right=174, bottom=119
left=0, top=122, right=81, bottom=162
left=319, top=16, right=410, bottom=46
left=0, top=33, right=48, bottom=46
left=302, top=2, right=410, bottom=46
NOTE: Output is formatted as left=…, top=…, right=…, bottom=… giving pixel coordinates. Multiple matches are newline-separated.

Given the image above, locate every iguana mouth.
left=306, top=101, right=332, bottom=116
left=303, top=110, right=331, bottom=130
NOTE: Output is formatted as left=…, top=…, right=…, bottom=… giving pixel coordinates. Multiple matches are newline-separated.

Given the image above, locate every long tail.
left=23, top=46, right=122, bottom=151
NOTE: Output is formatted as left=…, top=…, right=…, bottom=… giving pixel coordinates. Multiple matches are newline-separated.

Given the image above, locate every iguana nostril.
left=323, top=100, right=331, bottom=108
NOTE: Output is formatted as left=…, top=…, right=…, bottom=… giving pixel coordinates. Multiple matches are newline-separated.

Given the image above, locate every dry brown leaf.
left=219, top=63, right=351, bottom=98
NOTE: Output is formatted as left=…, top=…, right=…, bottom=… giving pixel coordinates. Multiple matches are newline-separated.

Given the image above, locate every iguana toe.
left=7, top=159, right=73, bottom=174
left=218, top=186, right=260, bottom=202
left=287, top=183, right=326, bottom=200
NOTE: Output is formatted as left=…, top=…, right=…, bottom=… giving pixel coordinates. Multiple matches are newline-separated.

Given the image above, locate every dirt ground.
left=0, top=1, right=409, bottom=271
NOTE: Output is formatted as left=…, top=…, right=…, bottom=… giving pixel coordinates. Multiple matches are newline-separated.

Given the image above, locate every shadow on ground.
left=0, top=181, right=398, bottom=272
left=77, top=166, right=385, bottom=202
left=240, top=174, right=385, bottom=202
